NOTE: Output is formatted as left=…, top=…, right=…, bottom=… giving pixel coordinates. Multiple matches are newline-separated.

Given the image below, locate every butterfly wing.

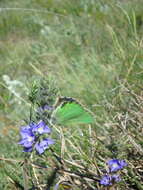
left=52, top=100, right=94, bottom=126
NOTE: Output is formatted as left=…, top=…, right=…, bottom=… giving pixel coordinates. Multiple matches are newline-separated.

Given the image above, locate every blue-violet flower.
left=19, top=124, right=36, bottom=148
left=35, top=138, right=54, bottom=154
left=107, top=159, right=127, bottom=172
left=100, top=175, right=112, bottom=186
left=19, top=121, right=53, bottom=154
left=32, top=120, right=51, bottom=135
left=100, top=174, right=121, bottom=186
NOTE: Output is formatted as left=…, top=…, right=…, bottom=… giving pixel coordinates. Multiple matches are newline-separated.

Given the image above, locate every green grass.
left=0, top=0, right=143, bottom=189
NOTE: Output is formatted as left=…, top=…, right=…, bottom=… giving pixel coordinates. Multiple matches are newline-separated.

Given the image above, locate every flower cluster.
left=18, top=120, right=54, bottom=154
left=100, top=159, right=127, bottom=186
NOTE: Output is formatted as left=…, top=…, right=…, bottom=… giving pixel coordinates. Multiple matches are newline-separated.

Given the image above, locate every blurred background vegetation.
left=0, top=0, right=143, bottom=189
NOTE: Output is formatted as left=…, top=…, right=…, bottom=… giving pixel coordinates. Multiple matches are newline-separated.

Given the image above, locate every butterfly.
left=51, top=97, right=94, bottom=126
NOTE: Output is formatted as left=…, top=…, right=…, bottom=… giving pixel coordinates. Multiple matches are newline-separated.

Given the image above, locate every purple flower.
left=35, top=138, right=55, bottom=154
left=18, top=132, right=35, bottom=148
left=19, top=124, right=36, bottom=148
left=112, top=174, right=121, bottom=182
left=107, top=159, right=127, bottom=172
left=18, top=121, right=54, bottom=154
left=119, top=160, right=127, bottom=168
left=23, top=147, right=33, bottom=152
left=100, top=174, right=121, bottom=186
left=42, top=105, right=53, bottom=111
left=20, top=123, right=36, bottom=137
left=20, top=125, right=31, bottom=138
left=100, top=175, right=112, bottom=186
left=32, top=120, right=51, bottom=135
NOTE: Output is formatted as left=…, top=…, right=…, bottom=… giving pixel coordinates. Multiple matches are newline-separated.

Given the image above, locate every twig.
left=0, top=157, right=22, bottom=163
left=31, top=153, right=43, bottom=190
left=23, top=158, right=29, bottom=190
left=58, top=168, right=99, bottom=182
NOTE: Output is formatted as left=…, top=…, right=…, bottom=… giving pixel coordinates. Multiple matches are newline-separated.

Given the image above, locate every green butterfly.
left=51, top=97, right=94, bottom=126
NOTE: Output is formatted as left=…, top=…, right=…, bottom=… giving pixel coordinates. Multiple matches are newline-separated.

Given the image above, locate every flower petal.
left=32, top=120, right=51, bottom=134
left=100, top=175, right=112, bottom=186
left=35, top=138, right=54, bottom=154
left=107, top=159, right=127, bottom=172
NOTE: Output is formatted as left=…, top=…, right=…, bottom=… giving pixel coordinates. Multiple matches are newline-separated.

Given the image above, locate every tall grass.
left=0, top=0, right=143, bottom=189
